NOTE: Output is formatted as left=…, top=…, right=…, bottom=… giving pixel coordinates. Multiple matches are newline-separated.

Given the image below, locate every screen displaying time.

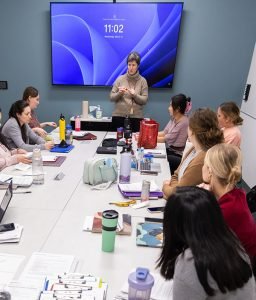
left=50, top=2, right=183, bottom=87
left=104, top=24, right=124, bottom=34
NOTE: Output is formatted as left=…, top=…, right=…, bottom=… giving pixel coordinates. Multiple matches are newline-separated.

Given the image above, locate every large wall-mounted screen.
left=50, top=2, right=183, bottom=88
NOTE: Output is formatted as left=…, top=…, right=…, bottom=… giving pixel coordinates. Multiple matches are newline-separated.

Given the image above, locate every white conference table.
left=1, top=132, right=170, bottom=299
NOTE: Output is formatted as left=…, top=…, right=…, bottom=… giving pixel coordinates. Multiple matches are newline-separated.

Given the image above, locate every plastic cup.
left=101, top=210, right=119, bottom=252
left=128, top=267, right=154, bottom=300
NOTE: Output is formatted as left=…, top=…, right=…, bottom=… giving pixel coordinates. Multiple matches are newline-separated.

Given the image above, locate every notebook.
left=0, top=181, right=13, bottom=222
left=50, top=144, right=74, bottom=153
left=118, top=181, right=163, bottom=198
left=83, top=212, right=132, bottom=235
left=136, top=222, right=163, bottom=248
left=0, top=174, right=33, bottom=187
left=73, top=132, right=97, bottom=140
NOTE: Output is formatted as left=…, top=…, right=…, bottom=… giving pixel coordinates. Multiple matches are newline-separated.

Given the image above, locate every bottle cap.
left=128, top=267, right=154, bottom=291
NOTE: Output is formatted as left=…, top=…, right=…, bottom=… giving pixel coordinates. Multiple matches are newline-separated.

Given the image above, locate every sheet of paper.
left=14, top=163, right=31, bottom=171
left=19, top=252, right=76, bottom=288
left=119, top=181, right=160, bottom=192
left=6, top=281, right=41, bottom=300
left=0, top=253, right=25, bottom=286
left=42, top=155, right=57, bottom=162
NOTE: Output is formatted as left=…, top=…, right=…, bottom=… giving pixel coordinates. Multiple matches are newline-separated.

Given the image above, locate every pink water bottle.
left=75, top=115, right=81, bottom=131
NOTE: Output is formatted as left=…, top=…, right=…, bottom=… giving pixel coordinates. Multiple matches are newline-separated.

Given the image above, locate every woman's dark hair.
left=189, top=108, right=224, bottom=150
left=22, top=86, right=38, bottom=101
left=219, top=101, right=243, bottom=126
left=157, top=186, right=252, bottom=296
left=9, top=100, right=30, bottom=143
left=171, top=94, right=191, bottom=115
left=127, top=51, right=141, bottom=65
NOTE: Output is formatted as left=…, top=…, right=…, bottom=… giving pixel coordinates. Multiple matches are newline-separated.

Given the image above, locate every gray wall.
left=0, top=0, right=256, bottom=129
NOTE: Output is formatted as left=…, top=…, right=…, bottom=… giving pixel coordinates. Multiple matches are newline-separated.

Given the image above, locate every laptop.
left=0, top=181, right=13, bottom=223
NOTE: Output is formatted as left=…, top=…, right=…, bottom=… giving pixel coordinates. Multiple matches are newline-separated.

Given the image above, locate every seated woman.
left=157, top=94, right=191, bottom=174
left=1, top=100, right=54, bottom=152
left=202, top=143, right=256, bottom=273
left=0, top=133, right=31, bottom=171
left=217, top=101, right=243, bottom=147
left=109, top=51, right=148, bottom=132
left=23, top=86, right=57, bottom=137
left=162, top=108, right=223, bottom=199
left=157, top=186, right=256, bottom=299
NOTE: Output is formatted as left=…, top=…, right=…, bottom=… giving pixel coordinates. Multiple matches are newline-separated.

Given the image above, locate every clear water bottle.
left=96, top=105, right=102, bottom=119
left=128, top=267, right=154, bottom=300
left=119, top=146, right=131, bottom=183
left=32, top=147, right=44, bottom=184
left=65, top=124, right=73, bottom=145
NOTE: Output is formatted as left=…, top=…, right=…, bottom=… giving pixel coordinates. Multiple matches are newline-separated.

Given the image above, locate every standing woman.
left=217, top=101, right=243, bottom=147
left=162, top=108, right=223, bottom=199
left=202, top=143, right=256, bottom=273
left=110, top=51, right=148, bottom=131
left=23, top=86, right=57, bottom=137
left=1, top=100, right=54, bottom=151
left=158, top=186, right=256, bottom=299
left=157, top=94, right=191, bottom=174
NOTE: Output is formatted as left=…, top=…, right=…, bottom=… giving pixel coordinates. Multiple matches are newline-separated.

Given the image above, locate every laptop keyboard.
left=0, top=174, right=33, bottom=187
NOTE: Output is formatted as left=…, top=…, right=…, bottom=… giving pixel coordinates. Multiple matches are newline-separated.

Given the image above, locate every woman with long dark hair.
left=1, top=100, right=54, bottom=151
left=158, top=186, right=256, bottom=299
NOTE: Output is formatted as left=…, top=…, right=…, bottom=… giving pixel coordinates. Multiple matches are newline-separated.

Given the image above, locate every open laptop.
left=0, top=181, right=13, bottom=223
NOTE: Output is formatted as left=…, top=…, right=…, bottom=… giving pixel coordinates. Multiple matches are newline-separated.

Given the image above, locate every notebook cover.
left=73, top=133, right=97, bottom=140
left=96, top=146, right=117, bottom=154
left=136, top=222, right=163, bottom=248
left=118, top=185, right=163, bottom=198
left=92, top=212, right=132, bottom=235
left=50, top=145, right=74, bottom=153
left=43, top=156, right=67, bottom=167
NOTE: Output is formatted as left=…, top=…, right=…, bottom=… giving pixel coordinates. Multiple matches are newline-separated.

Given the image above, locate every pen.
left=13, top=191, right=32, bottom=194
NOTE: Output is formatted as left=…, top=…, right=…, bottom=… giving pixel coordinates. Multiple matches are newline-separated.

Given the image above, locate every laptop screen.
left=0, top=181, right=13, bottom=223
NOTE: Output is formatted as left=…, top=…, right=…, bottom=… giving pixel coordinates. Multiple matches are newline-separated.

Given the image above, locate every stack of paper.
left=19, top=252, right=77, bottom=288
left=40, top=273, right=108, bottom=300
left=118, top=181, right=163, bottom=198
left=0, top=224, right=23, bottom=244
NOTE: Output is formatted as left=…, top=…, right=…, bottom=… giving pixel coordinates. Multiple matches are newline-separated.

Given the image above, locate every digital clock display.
left=104, top=24, right=124, bottom=34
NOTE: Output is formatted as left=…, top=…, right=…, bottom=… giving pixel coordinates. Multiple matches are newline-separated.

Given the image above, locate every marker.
left=13, top=191, right=32, bottom=194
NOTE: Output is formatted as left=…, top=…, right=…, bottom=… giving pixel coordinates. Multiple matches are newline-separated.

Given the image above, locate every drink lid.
left=102, top=210, right=119, bottom=219
left=128, top=267, right=154, bottom=290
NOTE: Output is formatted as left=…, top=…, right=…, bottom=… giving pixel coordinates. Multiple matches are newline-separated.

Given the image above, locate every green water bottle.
left=102, top=210, right=119, bottom=252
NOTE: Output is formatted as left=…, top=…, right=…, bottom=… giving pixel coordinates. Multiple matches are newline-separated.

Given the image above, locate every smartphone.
left=0, top=223, right=15, bottom=233
left=147, top=207, right=165, bottom=213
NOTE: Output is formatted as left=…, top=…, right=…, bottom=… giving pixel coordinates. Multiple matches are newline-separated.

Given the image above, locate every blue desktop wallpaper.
left=51, top=3, right=183, bottom=88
